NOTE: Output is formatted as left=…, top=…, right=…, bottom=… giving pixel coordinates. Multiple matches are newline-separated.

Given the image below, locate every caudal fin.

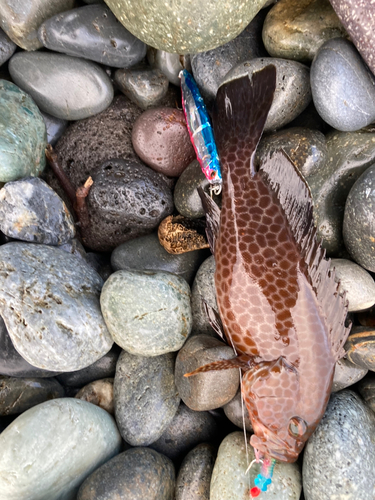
left=212, top=65, right=276, bottom=175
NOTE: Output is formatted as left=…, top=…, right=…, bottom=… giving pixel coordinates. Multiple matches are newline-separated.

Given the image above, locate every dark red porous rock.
left=132, top=107, right=196, bottom=177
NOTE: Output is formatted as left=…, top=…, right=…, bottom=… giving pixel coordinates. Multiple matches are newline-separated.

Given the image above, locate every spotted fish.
left=186, top=65, right=350, bottom=468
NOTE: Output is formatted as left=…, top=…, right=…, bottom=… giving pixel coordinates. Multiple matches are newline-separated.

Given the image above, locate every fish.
left=179, top=69, right=222, bottom=193
left=185, top=65, right=350, bottom=495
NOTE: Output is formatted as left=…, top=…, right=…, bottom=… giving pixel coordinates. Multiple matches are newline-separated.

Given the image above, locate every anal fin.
left=184, top=353, right=258, bottom=377
left=202, top=298, right=227, bottom=343
left=197, top=186, right=220, bottom=255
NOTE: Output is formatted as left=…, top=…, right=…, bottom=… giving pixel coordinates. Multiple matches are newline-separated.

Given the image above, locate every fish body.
left=193, top=66, right=350, bottom=465
left=179, top=69, right=221, bottom=189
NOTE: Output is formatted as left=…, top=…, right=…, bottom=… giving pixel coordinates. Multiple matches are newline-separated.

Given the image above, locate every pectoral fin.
left=184, top=353, right=259, bottom=377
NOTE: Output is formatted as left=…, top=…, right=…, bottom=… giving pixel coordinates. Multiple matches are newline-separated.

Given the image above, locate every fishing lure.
left=179, top=69, right=222, bottom=194
left=185, top=65, right=350, bottom=497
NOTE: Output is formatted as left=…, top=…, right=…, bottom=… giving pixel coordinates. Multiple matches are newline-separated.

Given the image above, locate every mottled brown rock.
left=158, top=215, right=209, bottom=255
left=345, top=326, right=375, bottom=371
left=132, top=107, right=195, bottom=176
left=329, top=0, right=375, bottom=77
left=75, top=378, right=114, bottom=414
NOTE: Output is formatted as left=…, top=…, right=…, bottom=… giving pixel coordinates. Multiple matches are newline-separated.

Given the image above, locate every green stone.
left=104, top=0, right=269, bottom=54
left=0, top=80, right=47, bottom=182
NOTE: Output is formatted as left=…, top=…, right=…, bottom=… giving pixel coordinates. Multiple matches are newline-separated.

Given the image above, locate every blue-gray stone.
left=41, top=111, right=67, bottom=146
left=222, top=57, right=311, bottom=131
left=0, top=398, right=122, bottom=500
left=0, top=79, right=47, bottom=182
left=114, top=350, right=180, bottom=446
left=8, top=52, right=114, bottom=120
left=191, top=256, right=218, bottom=336
left=147, top=48, right=188, bottom=86
left=0, top=177, right=75, bottom=245
left=303, top=391, right=375, bottom=500
left=0, top=242, right=113, bottom=372
left=100, top=269, right=192, bottom=356
left=0, top=28, right=15, bottom=66
left=311, top=38, right=375, bottom=131
left=38, top=5, right=146, bottom=68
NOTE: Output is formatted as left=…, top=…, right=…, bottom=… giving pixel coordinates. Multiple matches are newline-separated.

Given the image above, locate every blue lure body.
left=179, top=69, right=222, bottom=192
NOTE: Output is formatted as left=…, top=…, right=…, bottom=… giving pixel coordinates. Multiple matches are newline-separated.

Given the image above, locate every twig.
left=74, top=177, right=93, bottom=237
left=45, top=144, right=76, bottom=205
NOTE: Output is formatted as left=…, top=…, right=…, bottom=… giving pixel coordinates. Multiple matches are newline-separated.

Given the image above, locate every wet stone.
left=132, top=107, right=195, bottom=177
left=222, top=57, right=311, bottom=131
left=330, top=0, right=375, bottom=78
left=211, top=432, right=302, bottom=500
left=330, top=258, right=375, bottom=312
left=191, top=10, right=267, bottom=103
left=357, top=374, right=375, bottom=413
left=101, top=269, right=192, bottom=356
left=77, top=447, right=175, bottom=500
left=0, top=177, right=75, bottom=245
left=0, top=316, right=59, bottom=378
left=0, top=28, right=16, bottom=66
left=83, top=157, right=173, bottom=252
left=343, top=165, right=375, bottom=272
left=114, top=350, right=180, bottom=446
left=0, top=0, right=74, bottom=50
left=0, top=398, right=122, bottom=500
left=175, top=335, right=239, bottom=411
left=191, top=256, right=218, bottom=336
left=174, top=160, right=221, bottom=219
left=115, top=65, right=169, bottom=110
left=147, top=49, right=190, bottom=86
left=38, top=5, right=146, bottom=68
left=303, top=391, right=375, bottom=500
left=104, top=0, right=268, bottom=54
left=0, top=376, right=64, bottom=416
left=344, top=326, right=375, bottom=371
left=263, top=0, right=346, bottom=62
left=75, top=378, right=114, bottom=414
left=56, top=346, right=120, bottom=387
left=257, top=127, right=327, bottom=178
left=8, top=51, right=114, bottom=120
left=223, top=390, right=253, bottom=431
left=306, top=129, right=375, bottom=255
left=311, top=38, right=375, bottom=132
left=150, top=403, right=219, bottom=462
left=0, top=80, right=47, bottom=183
left=175, top=443, right=216, bottom=500
left=0, top=242, right=113, bottom=372
left=41, top=112, right=67, bottom=147
left=331, top=357, right=368, bottom=393
left=111, top=232, right=205, bottom=286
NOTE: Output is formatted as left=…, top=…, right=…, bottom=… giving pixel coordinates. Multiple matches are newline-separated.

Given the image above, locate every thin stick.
left=74, top=177, right=93, bottom=242
left=45, top=144, right=76, bottom=205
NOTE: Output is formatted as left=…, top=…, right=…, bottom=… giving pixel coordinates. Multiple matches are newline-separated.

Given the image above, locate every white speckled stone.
left=0, top=398, right=122, bottom=500
left=210, top=432, right=302, bottom=500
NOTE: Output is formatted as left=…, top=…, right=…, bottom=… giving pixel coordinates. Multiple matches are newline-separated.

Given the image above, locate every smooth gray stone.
left=0, top=316, right=59, bottom=378
left=211, top=432, right=302, bottom=500
left=222, top=57, right=311, bottom=131
left=75, top=378, right=114, bottom=414
left=0, top=398, right=122, bottom=500
left=101, top=269, right=192, bottom=356
left=311, top=38, right=375, bottom=131
left=343, top=165, right=375, bottom=272
left=0, top=242, right=113, bottom=372
left=175, top=443, right=216, bottom=500
left=0, top=28, right=15, bottom=66
left=191, top=10, right=267, bottom=103
left=0, top=79, right=47, bottom=183
left=357, top=374, right=375, bottom=413
left=150, top=403, right=219, bottom=461
left=0, top=177, right=75, bottom=245
left=303, top=391, right=375, bottom=500
left=175, top=335, right=239, bottom=411
left=0, top=376, right=64, bottom=416
left=104, top=0, right=269, bottom=54
left=305, top=129, right=375, bottom=255
left=332, top=357, right=368, bottom=392
left=330, top=258, right=375, bottom=312
left=223, top=390, right=253, bottom=431
left=191, top=256, right=218, bottom=336
left=147, top=49, right=189, bottom=86
left=8, top=52, right=114, bottom=120
left=111, top=232, right=205, bottom=285
left=115, top=65, right=169, bottom=110
left=56, top=346, right=120, bottom=387
left=0, top=0, right=75, bottom=51
left=77, top=447, right=175, bottom=500
left=38, top=5, right=146, bottom=68
left=41, top=111, right=67, bottom=146
left=114, top=350, right=180, bottom=446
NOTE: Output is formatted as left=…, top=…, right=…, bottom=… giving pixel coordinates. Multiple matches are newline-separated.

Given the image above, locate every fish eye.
left=288, top=416, right=308, bottom=439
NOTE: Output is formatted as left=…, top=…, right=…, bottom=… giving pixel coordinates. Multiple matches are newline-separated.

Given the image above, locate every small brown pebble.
left=75, top=378, right=114, bottom=414
left=158, top=215, right=209, bottom=254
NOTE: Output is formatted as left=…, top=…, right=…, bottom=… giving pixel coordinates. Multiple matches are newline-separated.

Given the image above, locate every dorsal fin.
left=259, top=150, right=350, bottom=359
